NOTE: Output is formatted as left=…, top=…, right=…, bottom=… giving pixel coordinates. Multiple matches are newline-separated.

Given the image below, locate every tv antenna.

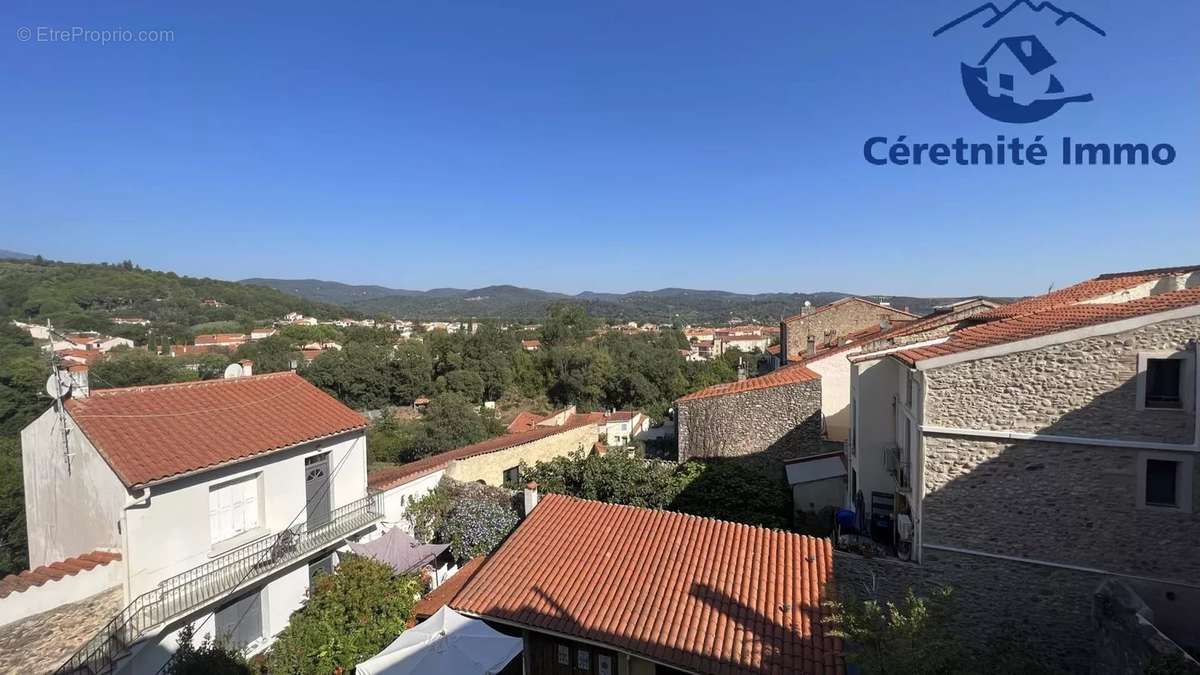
left=44, top=320, right=74, bottom=474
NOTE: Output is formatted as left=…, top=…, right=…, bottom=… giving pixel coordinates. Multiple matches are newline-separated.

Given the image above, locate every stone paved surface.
left=0, top=587, right=122, bottom=674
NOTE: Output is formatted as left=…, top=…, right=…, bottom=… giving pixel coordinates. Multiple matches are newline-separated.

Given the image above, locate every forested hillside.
left=244, top=277, right=1018, bottom=323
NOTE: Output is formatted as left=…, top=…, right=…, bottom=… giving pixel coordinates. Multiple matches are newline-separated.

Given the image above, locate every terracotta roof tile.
left=977, top=266, right=1200, bottom=320
left=892, top=288, right=1200, bottom=366
left=0, top=550, right=122, bottom=599
left=367, top=416, right=596, bottom=491
left=506, top=411, right=546, bottom=434
left=451, top=495, right=842, bottom=675
left=65, top=372, right=366, bottom=487
left=676, top=364, right=820, bottom=403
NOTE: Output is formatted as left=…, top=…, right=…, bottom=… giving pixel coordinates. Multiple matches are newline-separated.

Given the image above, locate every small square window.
left=1145, top=359, right=1183, bottom=409
left=999, top=73, right=1014, bottom=91
left=576, top=649, right=591, bottom=670
left=556, top=645, right=570, bottom=665
left=502, top=466, right=521, bottom=488
left=1145, top=460, right=1179, bottom=507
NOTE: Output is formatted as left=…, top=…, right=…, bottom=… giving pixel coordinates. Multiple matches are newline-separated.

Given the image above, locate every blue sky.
left=1, top=1, right=1196, bottom=297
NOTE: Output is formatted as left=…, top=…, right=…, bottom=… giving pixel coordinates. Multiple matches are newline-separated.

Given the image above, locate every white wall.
left=377, top=470, right=445, bottom=533
left=123, top=431, right=367, bottom=598
left=850, top=359, right=902, bottom=506
left=21, top=407, right=126, bottom=567
left=0, top=559, right=124, bottom=627
left=807, top=350, right=860, bottom=442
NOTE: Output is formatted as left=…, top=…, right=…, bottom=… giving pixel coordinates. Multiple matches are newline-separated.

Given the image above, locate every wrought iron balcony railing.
left=55, top=490, right=383, bottom=675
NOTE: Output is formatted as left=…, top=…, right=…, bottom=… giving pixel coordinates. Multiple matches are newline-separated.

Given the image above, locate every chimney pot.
left=524, top=481, right=540, bottom=515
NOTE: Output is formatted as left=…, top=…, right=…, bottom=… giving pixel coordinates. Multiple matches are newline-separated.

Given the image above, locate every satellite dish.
left=46, top=373, right=71, bottom=400
left=223, top=363, right=244, bottom=379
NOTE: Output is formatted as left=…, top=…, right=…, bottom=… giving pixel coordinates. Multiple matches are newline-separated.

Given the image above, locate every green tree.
left=669, top=460, right=791, bottom=529
left=267, top=555, right=421, bottom=675
left=0, top=438, right=28, bottom=576
left=825, top=586, right=964, bottom=675
left=438, top=369, right=486, bottom=403
left=524, top=449, right=693, bottom=509
left=387, top=341, right=433, bottom=405
left=90, top=349, right=198, bottom=388
left=417, top=393, right=491, bottom=455
left=232, top=335, right=298, bottom=374
left=541, top=303, right=596, bottom=347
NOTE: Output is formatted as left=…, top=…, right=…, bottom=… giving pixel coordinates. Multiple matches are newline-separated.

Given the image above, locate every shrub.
left=524, top=449, right=691, bottom=509
left=825, top=586, right=964, bottom=675
left=163, top=624, right=252, bottom=675
left=266, top=555, right=421, bottom=675
left=404, top=478, right=519, bottom=561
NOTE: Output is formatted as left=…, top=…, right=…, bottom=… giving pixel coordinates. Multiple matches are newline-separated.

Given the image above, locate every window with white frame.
left=209, top=474, right=261, bottom=545
left=1136, top=351, right=1194, bottom=411
left=1136, top=453, right=1193, bottom=512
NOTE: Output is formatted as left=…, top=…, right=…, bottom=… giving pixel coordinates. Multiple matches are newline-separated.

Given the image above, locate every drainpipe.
left=120, top=487, right=151, bottom=604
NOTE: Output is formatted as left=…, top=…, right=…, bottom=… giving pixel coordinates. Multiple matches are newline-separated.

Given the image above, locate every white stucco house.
left=7, top=370, right=379, bottom=674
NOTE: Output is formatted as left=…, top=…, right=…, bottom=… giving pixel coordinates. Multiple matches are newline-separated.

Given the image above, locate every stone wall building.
left=847, top=265, right=1200, bottom=673
left=780, top=297, right=916, bottom=363
left=675, top=364, right=822, bottom=463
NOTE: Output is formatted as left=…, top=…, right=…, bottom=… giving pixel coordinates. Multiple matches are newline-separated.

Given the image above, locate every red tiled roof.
left=783, top=297, right=918, bottom=324
left=977, top=266, right=1200, bottom=320
left=413, top=556, right=488, bottom=621
left=194, top=333, right=248, bottom=344
left=452, top=495, right=842, bottom=675
left=766, top=344, right=781, bottom=355
left=367, top=416, right=595, bottom=491
left=66, top=372, right=366, bottom=487
left=676, top=364, right=820, bottom=403
left=506, top=410, right=546, bottom=434
left=892, top=288, right=1200, bottom=366
left=0, top=550, right=121, bottom=599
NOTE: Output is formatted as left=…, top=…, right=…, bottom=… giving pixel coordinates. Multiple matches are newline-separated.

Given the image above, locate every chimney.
left=524, top=481, right=540, bottom=515
left=64, top=366, right=89, bottom=398
left=879, top=316, right=891, bottom=331
left=806, top=335, right=817, bottom=357
left=239, top=359, right=253, bottom=377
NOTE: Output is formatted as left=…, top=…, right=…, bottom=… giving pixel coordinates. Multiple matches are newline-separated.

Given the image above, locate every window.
left=502, top=465, right=521, bottom=488
left=999, top=73, right=1014, bottom=91
left=216, top=589, right=264, bottom=651
left=556, top=645, right=570, bottom=665
left=309, top=554, right=334, bottom=583
left=1145, top=460, right=1178, bottom=506
left=1146, top=359, right=1183, bottom=409
left=1137, top=352, right=1193, bottom=412
left=1137, top=453, right=1193, bottom=512
left=576, top=649, right=591, bottom=671
left=209, top=475, right=260, bottom=545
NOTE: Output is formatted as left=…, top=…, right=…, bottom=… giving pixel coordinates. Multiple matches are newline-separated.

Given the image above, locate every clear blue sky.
left=1, top=1, right=1197, bottom=297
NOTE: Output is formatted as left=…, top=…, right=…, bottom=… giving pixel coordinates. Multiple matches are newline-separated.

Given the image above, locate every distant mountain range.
left=934, top=0, right=1106, bottom=37
left=241, top=278, right=1018, bottom=324
left=0, top=249, right=35, bottom=261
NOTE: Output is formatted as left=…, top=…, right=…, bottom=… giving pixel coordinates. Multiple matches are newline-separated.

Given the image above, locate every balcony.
left=56, top=491, right=384, bottom=675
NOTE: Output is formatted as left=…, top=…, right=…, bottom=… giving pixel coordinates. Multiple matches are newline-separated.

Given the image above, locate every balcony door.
left=305, top=452, right=332, bottom=528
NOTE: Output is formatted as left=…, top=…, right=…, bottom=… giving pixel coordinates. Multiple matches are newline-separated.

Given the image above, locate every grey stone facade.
left=782, top=299, right=913, bottom=362
left=924, top=316, right=1200, bottom=443
left=922, top=435, right=1200, bottom=583
left=835, top=549, right=1103, bottom=673
left=890, top=313, right=1200, bottom=670
left=676, top=380, right=822, bottom=463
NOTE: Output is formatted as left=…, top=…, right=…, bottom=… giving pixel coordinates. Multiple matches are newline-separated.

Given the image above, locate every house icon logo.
left=934, top=1, right=1105, bottom=124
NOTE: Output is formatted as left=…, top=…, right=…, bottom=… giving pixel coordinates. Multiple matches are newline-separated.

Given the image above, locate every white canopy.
left=355, top=606, right=522, bottom=675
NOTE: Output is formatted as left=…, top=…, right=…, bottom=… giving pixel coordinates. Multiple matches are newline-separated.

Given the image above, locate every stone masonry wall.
left=835, top=549, right=1102, bottom=673
left=783, top=299, right=913, bottom=361
left=445, top=423, right=599, bottom=487
left=921, top=434, right=1200, bottom=583
left=676, top=380, right=822, bottom=462
left=924, top=315, right=1199, bottom=443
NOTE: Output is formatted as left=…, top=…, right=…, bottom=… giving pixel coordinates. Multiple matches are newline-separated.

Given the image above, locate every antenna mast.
left=46, top=320, right=73, bottom=475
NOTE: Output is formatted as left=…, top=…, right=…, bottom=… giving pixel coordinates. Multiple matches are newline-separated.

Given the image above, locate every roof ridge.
left=1094, top=264, right=1200, bottom=280
left=84, top=371, right=297, bottom=397
left=539, top=492, right=824, bottom=540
